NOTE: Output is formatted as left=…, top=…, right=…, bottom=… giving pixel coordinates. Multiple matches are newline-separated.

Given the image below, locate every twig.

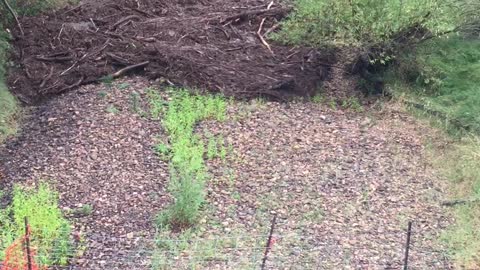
left=110, top=15, right=141, bottom=31
left=35, top=55, right=74, bottom=62
left=267, top=0, right=274, bottom=9
left=263, top=23, right=280, bottom=37
left=62, top=3, right=84, bottom=15
left=257, top=1, right=274, bottom=54
left=225, top=45, right=257, bottom=52
left=39, top=66, right=54, bottom=88
left=57, top=23, right=65, bottom=40
left=57, top=76, right=84, bottom=93
left=1, top=0, right=24, bottom=36
left=111, top=61, right=149, bottom=78
left=89, top=18, right=99, bottom=32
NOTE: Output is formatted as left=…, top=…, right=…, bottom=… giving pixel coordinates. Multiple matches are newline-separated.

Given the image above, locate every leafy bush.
left=0, top=183, right=72, bottom=266
left=273, top=0, right=459, bottom=47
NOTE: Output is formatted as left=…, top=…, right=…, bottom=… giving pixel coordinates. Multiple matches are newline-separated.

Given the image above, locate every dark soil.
left=7, top=0, right=334, bottom=103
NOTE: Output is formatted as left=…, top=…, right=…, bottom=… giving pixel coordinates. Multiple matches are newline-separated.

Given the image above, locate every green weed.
left=206, top=134, right=218, bottom=160
left=149, top=88, right=226, bottom=228
left=311, top=94, right=324, bottom=104
left=106, top=105, right=119, bottom=114
left=0, top=183, right=72, bottom=266
left=341, top=96, right=364, bottom=112
left=97, top=91, right=108, bottom=98
left=130, top=91, right=142, bottom=113
left=154, top=142, right=171, bottom=161
left=117, top=82, right=130, bottom=90
left=67, top=204, right=93, bottom=218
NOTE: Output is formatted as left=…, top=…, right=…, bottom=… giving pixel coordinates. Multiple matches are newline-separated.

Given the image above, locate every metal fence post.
left=24, top=217, right=33, bottom=270
left=261, top=214, right=277, bottom=270
left=403, top=221, right=413, bottom=270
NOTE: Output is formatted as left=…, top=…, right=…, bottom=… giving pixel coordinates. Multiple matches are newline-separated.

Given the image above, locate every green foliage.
left=388, top=37, right=480, bottom=134
left=150, top=88, right=226, bottom=228
left=105, top=105, right=119, bottom=114
left=0, top=183, right=72, bottom=266
left=273, top=0, right=459, bottom=47
left=311, top=94, right=324, bottom=104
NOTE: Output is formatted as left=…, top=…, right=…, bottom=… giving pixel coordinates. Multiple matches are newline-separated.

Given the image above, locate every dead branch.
left=110, top=15, right=141, bottom=30
left=39, top=66, right=54, bottom=88
left=263, top=23, right=280, bottom=37
left=111, top=61, right=150, bottom=78
left=57, top=76, right=84, bottom=93
left=35, top=55, right=74, bottom=62
left=105, top=52, right=132, bottom=66
left=1, top=0, right=24, bottom=36
left=257, top=1, right=274, bottom=54
left=220, top=7, right=292, bottom=24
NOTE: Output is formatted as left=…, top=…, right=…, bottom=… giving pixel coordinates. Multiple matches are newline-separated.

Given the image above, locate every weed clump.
left=149, top=88, right=226, bottom=228
left=0, top=183, right=72, bottom=266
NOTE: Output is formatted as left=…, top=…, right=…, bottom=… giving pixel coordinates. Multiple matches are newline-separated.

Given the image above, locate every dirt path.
left=0, top=80, right=452, bottom=269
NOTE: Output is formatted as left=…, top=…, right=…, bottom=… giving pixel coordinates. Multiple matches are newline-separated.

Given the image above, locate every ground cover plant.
left=0, top=182, right=72, bottom=266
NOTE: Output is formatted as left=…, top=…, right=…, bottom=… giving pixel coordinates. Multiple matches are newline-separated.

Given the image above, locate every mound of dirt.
left=7, top=0, right=334, bottom=103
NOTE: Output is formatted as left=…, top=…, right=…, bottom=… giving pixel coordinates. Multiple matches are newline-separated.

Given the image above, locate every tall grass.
left=149, top=89, right=226, bottom=228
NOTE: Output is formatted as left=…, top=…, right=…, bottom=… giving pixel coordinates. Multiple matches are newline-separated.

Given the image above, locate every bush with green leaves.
left=150, top=88, right=226, bottom=228
left=0, top=183, right=72, bottom=266
left=273, top=0, right=460, bottom=48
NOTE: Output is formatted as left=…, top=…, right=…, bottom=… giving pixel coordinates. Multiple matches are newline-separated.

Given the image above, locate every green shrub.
left=273, top=0, right=459, bottom=47
left=0, top=183, right=72, bottom=266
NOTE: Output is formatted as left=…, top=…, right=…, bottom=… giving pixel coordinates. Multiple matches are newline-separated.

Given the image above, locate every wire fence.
left=0, top=218, right=453, bottom=270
